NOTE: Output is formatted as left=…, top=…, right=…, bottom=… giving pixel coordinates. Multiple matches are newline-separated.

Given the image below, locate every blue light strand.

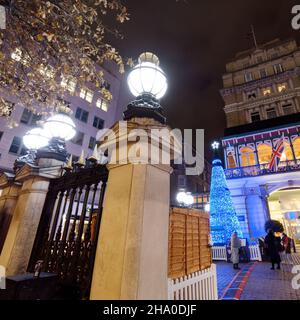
left=209, top=159, right=243, bottom=244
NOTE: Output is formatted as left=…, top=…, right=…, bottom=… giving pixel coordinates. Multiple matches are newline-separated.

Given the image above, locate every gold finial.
left=76, top=150, right=85, bottom=166
left=64, top=155, right=73, bottom=171
left=88, top=145, right=99, bottom=162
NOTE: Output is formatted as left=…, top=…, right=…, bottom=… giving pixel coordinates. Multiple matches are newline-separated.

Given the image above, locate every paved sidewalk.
left=216, top=254, right=300, bottom=300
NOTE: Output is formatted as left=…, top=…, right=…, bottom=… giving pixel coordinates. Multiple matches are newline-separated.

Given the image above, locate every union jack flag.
left=268, top=136, right=285, bottom=171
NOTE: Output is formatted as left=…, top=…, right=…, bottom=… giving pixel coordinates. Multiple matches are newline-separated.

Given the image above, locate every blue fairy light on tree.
left=209, top=142, right=243, bottom=244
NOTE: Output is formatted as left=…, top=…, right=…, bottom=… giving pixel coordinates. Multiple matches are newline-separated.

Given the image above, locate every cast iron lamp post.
left=124, top=52, right=168, bottom=124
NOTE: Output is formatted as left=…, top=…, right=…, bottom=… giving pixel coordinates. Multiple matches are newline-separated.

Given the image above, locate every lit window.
left=96, top=98, right=109, bottom=112
left=278, top=84, right=287, bottom=93
left=61, top=76, right=77, bottom=94
left=240, top=147, right=256, bottom=167
left=80, top=88, right=94, bottom=103
left=257, top=144, right=272, bottom=164
left=280, top=142, right=293, bottom=162
left=244, top=72, right=253, bottom=82
left=293, top=137, right=300, bottom=159
left=263, top=88, right=272, bottom=96
left=227, top=151, right=237, bottom=168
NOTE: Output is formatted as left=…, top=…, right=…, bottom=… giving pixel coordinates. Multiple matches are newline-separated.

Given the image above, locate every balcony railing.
left=225, top=160, right=300, bottom=179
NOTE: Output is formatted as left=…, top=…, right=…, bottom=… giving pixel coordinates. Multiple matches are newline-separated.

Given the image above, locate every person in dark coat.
left=282, top=233, right=292, bottom=254
left=264, top=229, right=281, bottom=270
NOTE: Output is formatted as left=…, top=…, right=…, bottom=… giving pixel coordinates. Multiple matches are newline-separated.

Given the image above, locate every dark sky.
left=113, top=0, right=300, bottom=153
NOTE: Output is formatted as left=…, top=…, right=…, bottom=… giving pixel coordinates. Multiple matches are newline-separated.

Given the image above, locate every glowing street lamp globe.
left=23, top=127, right=50, bottom=150
left=127, top=52, right=168, bottom=100
left=43, top=113, right=76, bottom=141
left=185, top=192, right=194, bottom=206
left=176, top=190, right=186, bottom=204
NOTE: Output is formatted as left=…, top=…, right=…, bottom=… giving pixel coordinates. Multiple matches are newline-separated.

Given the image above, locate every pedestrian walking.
left=281, top=233, right=294, bottom=264
left=231, top=232, right=241, bottom=270
left=264, top=229, right=282, bottom=270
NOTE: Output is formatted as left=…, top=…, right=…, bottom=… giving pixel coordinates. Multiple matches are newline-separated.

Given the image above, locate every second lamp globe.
left=127, top=52, right=168, bottom=100
left=43, top=113, right=76, bottom=141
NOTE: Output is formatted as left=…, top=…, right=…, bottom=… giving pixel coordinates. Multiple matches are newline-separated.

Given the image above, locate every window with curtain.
left=257, top=144, right=272, bottom=164
left=240, top=147, right=256, bottom=167
left=293, top=137, right=300, bottom=159
left=227, top=151, right=237, bottom=168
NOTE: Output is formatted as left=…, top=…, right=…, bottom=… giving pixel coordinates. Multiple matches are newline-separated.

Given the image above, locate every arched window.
left=240, top=147, right=256, bottom=167
left=257, top=144, right=272, bottom=164
left=280, top=141, right=294, bottom=162
left=293, top=137, right=300, bottom=159
left=227, top=151, right=237, bottom=169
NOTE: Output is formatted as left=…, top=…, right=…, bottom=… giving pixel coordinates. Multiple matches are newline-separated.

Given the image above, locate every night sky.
left=114, top=0, right=300, bottom=154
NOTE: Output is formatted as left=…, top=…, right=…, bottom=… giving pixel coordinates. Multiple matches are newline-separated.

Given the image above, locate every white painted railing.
left=212, top=246, right=227, bottom=261
left=212, top=244, right=262, bottom=261
left=168, top=264, right=218, bottom=300
left=249, top=245, right=262, bottom=261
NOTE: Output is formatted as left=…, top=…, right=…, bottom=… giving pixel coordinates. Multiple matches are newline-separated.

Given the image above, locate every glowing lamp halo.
left=23, top=127, right=50, bottom=150
left=43, top=113, right=76, bottom=141
left=176, top=191, right=187, bottom=204
left=127, top=52, right=168, bottom=100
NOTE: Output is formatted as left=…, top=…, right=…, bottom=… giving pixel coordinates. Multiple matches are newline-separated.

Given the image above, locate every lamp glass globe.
left=127, top=53, right=167, bottom=99
left=43, top=113, right=76, bottom=141
left=23, top=127, right=50, bottom=150
left=176, top=191, right=186, bottom=204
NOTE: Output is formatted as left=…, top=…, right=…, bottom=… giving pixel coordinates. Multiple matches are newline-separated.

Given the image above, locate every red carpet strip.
left=220, top=261, right=258, bottom=300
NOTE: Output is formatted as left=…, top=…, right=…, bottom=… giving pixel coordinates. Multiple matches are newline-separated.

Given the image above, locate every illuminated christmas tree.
left=209, top=157, right=243, bottom=244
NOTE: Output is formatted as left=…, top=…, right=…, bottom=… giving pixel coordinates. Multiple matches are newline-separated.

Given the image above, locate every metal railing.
left=225, top=160, right=300, bottom=179
left=212, top=245, right=262, bottom=262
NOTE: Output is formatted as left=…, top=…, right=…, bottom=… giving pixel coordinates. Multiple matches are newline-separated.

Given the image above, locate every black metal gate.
left=29, top=163, right=108, bottom=299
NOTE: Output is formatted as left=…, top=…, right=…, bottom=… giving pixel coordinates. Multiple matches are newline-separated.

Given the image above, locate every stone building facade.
left=220, top=38, right=300, bottom=241
left=0, top=60, right=124, bottom=172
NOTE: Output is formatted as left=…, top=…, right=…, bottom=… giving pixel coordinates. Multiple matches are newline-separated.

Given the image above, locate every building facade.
left=170, top=159, right=211, bottom=211
left=220, top=38, right=300, bottom=241
left=0, top=60, right=124, bottom=172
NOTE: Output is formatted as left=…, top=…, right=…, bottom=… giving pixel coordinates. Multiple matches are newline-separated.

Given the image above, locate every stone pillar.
left=90, top=118, right=180, bottom=300
left=0, top=173, right=21, bottom=255
left=245, top=186, right=269, bottom=239
left=0, top=160, right=63, bottom=275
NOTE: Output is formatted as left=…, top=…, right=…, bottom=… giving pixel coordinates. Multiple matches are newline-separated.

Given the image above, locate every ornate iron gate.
left=29, top=163, right=108, bottom=299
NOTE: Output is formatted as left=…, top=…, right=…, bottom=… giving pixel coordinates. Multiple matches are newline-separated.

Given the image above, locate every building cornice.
left=224, top=88, right=300, bottom=113
left=220, top=68, right=300, bottom=97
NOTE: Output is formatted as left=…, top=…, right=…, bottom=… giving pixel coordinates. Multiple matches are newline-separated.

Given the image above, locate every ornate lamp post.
left=17, top=105, right=76, bottom=168
left=40, top=107, right=76, bottom=161
left=124, top=52, right=168, bottom=124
